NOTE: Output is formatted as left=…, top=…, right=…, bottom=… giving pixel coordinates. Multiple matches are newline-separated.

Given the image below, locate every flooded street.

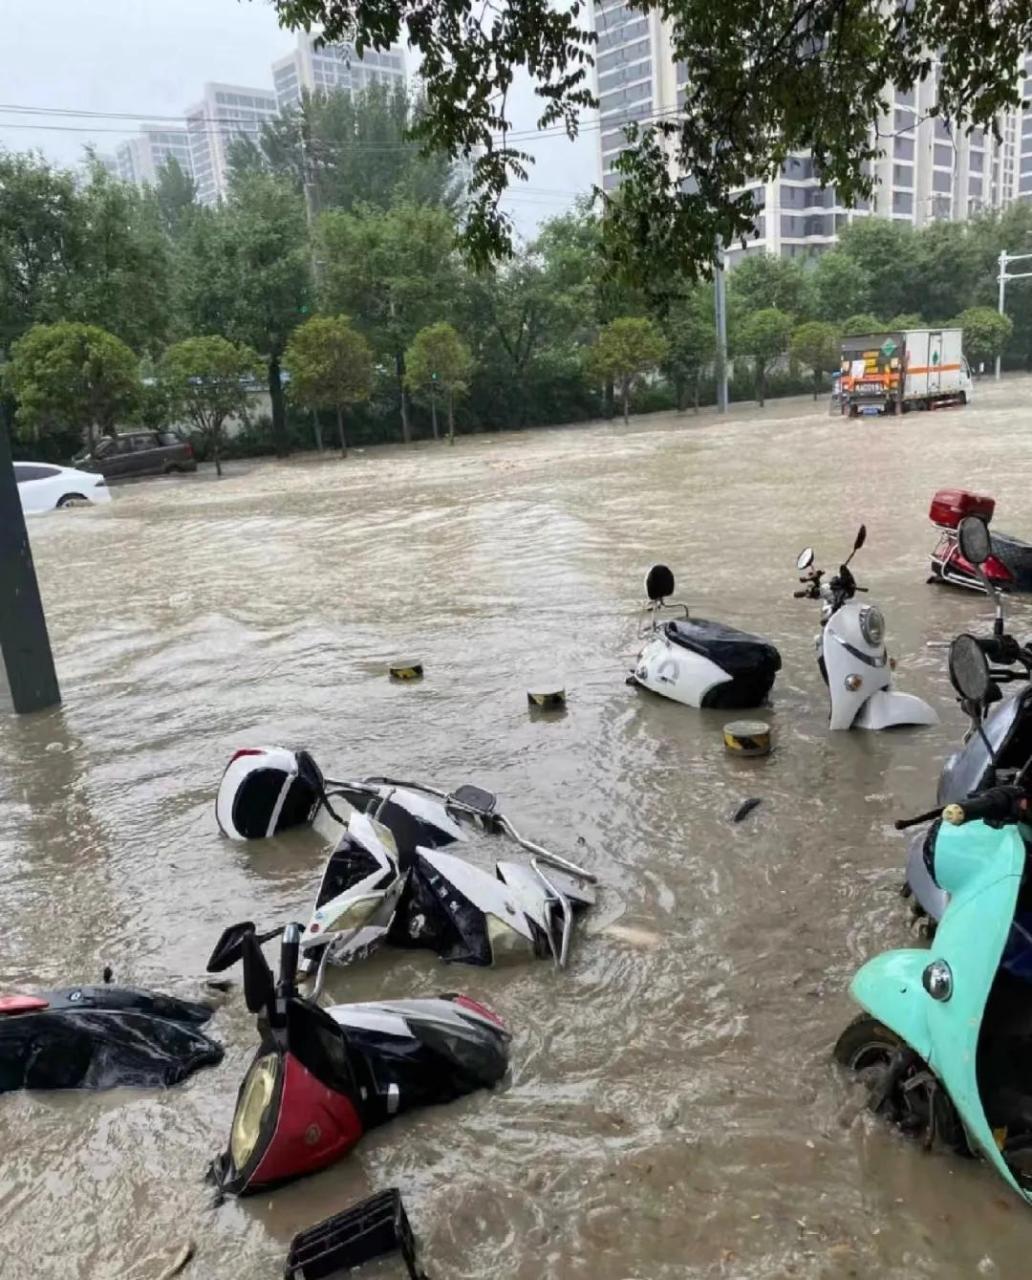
left=7, top=379, right=1032, bottom=1279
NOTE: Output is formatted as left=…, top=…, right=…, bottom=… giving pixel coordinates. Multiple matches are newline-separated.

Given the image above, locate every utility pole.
left=0, top=401, right=60, bottom=713
left=996, top=250, right=1032, bottom=381
left=714, top=243, right=729, bottom=414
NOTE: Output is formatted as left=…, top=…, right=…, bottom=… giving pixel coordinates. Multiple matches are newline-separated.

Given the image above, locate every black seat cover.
left=664, top=617, right=782, bottom=677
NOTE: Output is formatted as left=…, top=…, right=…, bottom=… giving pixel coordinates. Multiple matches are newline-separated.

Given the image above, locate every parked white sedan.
left=13, top=462, right=112, bottom=514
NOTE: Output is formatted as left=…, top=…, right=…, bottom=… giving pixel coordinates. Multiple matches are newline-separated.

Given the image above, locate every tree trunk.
left=447, top=390, right=455, bottom=445
left=213, top=436, right=222, bottom=477
left=395, top=348, right=411, bottom=444
left=268, top=354, right=288, bottom=457
left=674, top=374, right=686, bottom=413
left=622, top=378, right=630, bottom=426
left=335, top=404, right=347, bottom=458
left=813, top=369, right=820, bottom=400
left=430, top=387, right=439, bottom=440
left=604, top=378, right=616, bottom=419
left=756, top=360, right=766, bottom=408
left=693, top=375, right=700, bottom=414
left=312, top=409, right=323, bottom=452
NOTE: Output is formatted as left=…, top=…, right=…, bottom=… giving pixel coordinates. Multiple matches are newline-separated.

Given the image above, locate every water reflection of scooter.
left=906, top=515, right=1032, bottom=926
left=209, top=923, right=509, bottom=1196
left=794, top=524, right=938, bottom=731
left=837, top=635, right=1032, bottom=1202
left=630, top=564, right=782, bottom=709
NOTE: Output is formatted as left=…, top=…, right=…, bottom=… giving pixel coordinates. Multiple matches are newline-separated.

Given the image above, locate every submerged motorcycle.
left=906, top=515, right=1032, bottom=926
left=210, top=922, right=509, bottom=1195
left=213, top=747, right=597, bottom=977
left=928, top=487, right=1032, bottom=594
left=837, top=633, right=1032, bottom=1204
left=0, top=984, right=222, bottom=1093
left=631, top=564, right=782, bottom=709
left=794, top=524, right=938, bottom=731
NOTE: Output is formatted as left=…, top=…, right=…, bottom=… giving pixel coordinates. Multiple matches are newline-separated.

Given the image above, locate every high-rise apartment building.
left=271, top=33, right=406, bottom=111
left=114, top=127, right=193, bottom=187
left=590, top=1, right=1025, bottom=262
left=185, top=83, right=280, bottom=206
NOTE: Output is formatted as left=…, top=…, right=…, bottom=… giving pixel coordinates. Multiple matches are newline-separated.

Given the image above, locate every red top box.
left=929, top=488, right=996, bottom=529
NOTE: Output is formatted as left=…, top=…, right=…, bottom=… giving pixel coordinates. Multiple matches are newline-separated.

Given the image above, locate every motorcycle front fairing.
left=852, top=819, right=1030, bottom=1202
left=823, top=601, right=937, bottom=730
left=938, top=692, right=1027, bottom=805
left=0, top=986, right=222, bottom=1093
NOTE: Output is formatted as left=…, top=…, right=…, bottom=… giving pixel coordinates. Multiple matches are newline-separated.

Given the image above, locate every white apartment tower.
left=185, top=83, right=280, bottom=206
left=271, top=33, right=406, bottom=111
left=591, top=1, right=1025, bottom=261
left=114, top=127, right=193, bottom=187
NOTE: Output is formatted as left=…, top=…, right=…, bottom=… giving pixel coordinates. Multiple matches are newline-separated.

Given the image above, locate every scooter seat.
left=664, top=618, right=782, bottom=678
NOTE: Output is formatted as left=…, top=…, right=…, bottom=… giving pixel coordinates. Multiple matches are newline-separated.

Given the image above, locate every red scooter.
left=928, top=489, right=1032, bottom=594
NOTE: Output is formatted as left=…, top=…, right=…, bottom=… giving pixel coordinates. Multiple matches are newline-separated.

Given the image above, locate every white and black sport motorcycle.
left=212, top=747, right=597, bottom=978
left=630, top=564, right=782, bottom=709
left=794, top=524, right=938, bottom=731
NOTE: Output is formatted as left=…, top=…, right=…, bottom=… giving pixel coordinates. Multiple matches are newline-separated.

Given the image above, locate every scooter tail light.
left=229, top=748, right=267, bottom=763
left=451, top=994, right=507, bottom=1028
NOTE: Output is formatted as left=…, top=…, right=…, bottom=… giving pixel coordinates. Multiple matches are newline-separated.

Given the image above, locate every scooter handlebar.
left=793, top=589, right=809, bottom=598
left=942, top=787, right=1029, bottom=827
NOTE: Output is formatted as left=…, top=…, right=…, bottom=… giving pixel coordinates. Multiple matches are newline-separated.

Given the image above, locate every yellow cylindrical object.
left=723, top=720, right=772, bottom=757
left=527, top=687, right=566, bottom=709
left=389, top=660, right=424, bottom=681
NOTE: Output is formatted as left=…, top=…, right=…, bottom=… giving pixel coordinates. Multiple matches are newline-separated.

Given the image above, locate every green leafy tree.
left=406, top=322, right=473, bottom=444
left=160, top=336, right=261, bottom=476
left=274, top=0, right=1030, bottom=280
left=154, top=157, right=198, bottom=241
left=886, top=313, right=923, bottom=330
left=727, top=253, right=810, bottom=322
left=736, top=307, right=791, bottom=406
left=840, top=313, right=886, bottom=336
left=589, top=316, right=668, bottom=425
left=3, top=321, right=140, bottom=448
left=285, top=315, right=373, bottom=457
left=836, top=221, right=921, bottom=324
left=660, top=284, right=715, bottom=412
left=319, top=202, right=457, bottom=442
left=810, top=251, right=873, bottom=324
left=956, top=307, right=1014, bottom=372
left=0, top=151, right=82, bottom=352
left=176, top=173, right=312, bottom=455
left=790, top=320, right=839, bottom=399
left=228, top=84, right=463, bottom=214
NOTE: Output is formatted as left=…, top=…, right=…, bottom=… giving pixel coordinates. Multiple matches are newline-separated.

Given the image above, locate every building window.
left=969, top=149, right=984, bottom=172
left=893, top=163, right=913, bottom=187
left=934, top=143, right=953, bottom=168
left=893, top=190, right=913, bottom=214
left=896, top=87, right=916, bottom=107
left=894, top=136, right=914, bottom=160
left=934, top=117, right=952, bottom=141
left=932, top=169, right=952, bottom=193
left=969, top=176, right=983, bottom=196
left=894, top=108, right=916, bottom=132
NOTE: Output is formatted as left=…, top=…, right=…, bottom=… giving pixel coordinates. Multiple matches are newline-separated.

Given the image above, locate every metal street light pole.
left=996, top=249, right=1032, bottom=381
left=0, top=395, right=60, bottom=713
left=714, top=242, right=729, bottom=414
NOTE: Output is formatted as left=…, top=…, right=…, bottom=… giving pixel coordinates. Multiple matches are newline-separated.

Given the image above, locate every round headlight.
left=860, top=605, right=885, bottom=647
left=922, top=959, right=953, bottom=1001
left=230, top=1052, right=280, bottom=1171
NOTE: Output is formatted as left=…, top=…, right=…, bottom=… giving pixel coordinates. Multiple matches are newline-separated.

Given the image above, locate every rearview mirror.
left=242, top=929, right=276, bottom=1016
left=644, top=564, right=675, bottom=602
left=958, top=516, right=991, bottom=567
left=853, top=524, right=867, bottom=552
left=796, top=547, right=815, bottom=571
left=948, top=633, right=991, bottom=706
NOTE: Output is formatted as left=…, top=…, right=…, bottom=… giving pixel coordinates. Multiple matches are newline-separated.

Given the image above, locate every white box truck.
left=840, top=328, right=973, bottom=416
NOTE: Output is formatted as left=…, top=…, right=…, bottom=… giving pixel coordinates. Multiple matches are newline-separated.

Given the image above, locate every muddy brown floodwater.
left=6, top=380, right=1032, bottom=1279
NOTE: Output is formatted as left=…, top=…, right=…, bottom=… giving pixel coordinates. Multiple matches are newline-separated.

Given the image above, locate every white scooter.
left=795, top=524, right=938, bottom=731
left=631, top=564, right=782, bottom=709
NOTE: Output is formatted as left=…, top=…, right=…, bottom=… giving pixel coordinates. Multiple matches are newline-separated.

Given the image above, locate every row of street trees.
left=3, top=82, right=1032, bottom=464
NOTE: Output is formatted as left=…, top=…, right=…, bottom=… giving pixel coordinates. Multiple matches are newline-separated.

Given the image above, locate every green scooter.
left=836, top=629, right=1032, bottom=1201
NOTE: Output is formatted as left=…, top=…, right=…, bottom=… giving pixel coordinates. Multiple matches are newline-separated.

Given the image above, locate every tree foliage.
left=589, top=316, right=667, bottom=424
left=840, top=313, right=886, bottom=336
left=285, top=314, right=373, bottom=456
left=160, top=336, right=261, bottom=475
left=736, top=307, right=791, bottom=406
left=660, top=284, right=715, bottom=412
left=790, top=321, right=839, bottom=399
left=956, top=306, right=1013, bottom=369
left=406, top=321, right=473, bottom=443
left=3, top=321, right=140, bottom=447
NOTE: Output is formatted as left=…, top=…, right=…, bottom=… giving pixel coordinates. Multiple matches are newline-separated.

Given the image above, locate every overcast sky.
left=0, top=0, right=597, bottom=237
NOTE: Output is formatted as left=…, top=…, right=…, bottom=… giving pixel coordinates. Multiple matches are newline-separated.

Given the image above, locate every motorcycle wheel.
left=834, top=1015, right=969, bottom=1155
